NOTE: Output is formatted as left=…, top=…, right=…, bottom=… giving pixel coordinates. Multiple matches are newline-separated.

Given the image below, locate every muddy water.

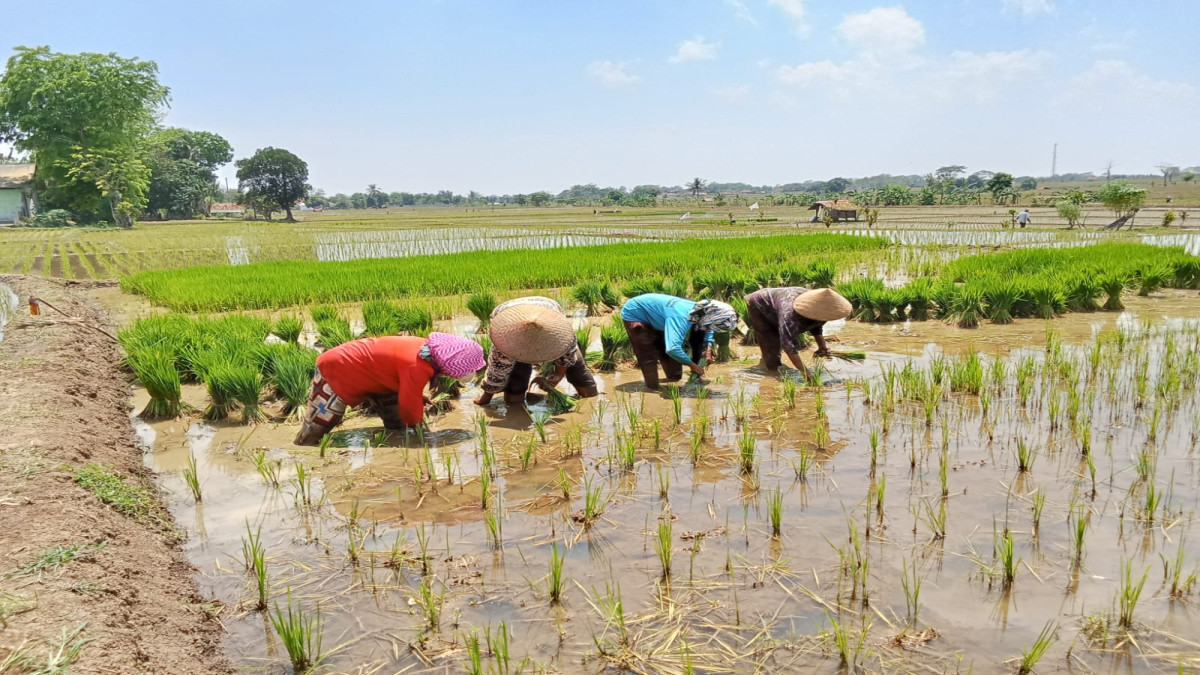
left=134, top=296, right=1200, bottom=673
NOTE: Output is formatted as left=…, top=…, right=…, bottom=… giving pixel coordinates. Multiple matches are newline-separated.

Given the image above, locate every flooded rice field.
left=132, top=294, right=1200, bottom=673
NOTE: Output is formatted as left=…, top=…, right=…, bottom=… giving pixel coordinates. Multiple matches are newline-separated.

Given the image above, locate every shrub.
left=1055, top=200, right=1083, bottom=229
left=18, top=209, right=73, bottom=228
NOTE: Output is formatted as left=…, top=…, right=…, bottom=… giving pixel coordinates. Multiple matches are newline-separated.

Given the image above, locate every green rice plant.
left=1032, top=488, right=1046, bottom=534
left=1017, top=621, right=1058, bottom=675
left=938, top=449, right=949, bottom=497
left=737, top=430, right=757, bottom=474
left=874, top=474, right=886, bottom=521
left=310, top=304, right=340, bottom=324
left=519, top=435, right=536, bottom=471
left=480, top=468, right=492, bottom=509
left=826, top=611, right=870, bottom=666
left=597, top=320, right=630, bottom=372
left=414, top=524, right=431, bottom=575
left=656, top=464, right=669, bottom=499
left=655, top=518, right=673, bottom=578
left=689, top=419, right=706, bottom=461
left=694, top=269, right=750, bottom=301
left=198, top=362, right=239, bottom=421
left=781, top=376, right=797, bottom=408
left=316, top=318, right=354, bottom=349
left=272, top=315, right=303, bottom=344
left=1143, top=481, right=1162, bottom=522
left=484, top=506, right=502, bottom=550
left=997, top=529, right=1019, bottom=587
left=804, top=261, right=836, bottom=288
left=1064, top=274, right=1102, bottom=312
left=792, top=447, right=813, bottom=481
left=272, top=348, right=316, bottom=418
left=416, top=576, right=446, bottom=632
left=837, top=278, right=885, bottom=322
left=730, top=296, right=755, bottom=345
left=394, top=306, right=433, bottom=334
left=621, top=277, right=667, bottom=299
left=572, top=281, right=608, bottom=316
left=127, top=347, right=182, bottom=419
left=713, top=330, right=734, bottom=362
left=1015, top=438, right=1036, bottom=473
left=869, top=287, right=906, bottom=323
left=767, top=486, right=783, bottom=537
left=575, top=326, right=593, bottom=356
left=229, top=365, right=266, bottom=424
left=920, top=498, right=946, bottom=540
left=902, top=278, right=934, bottom=321
left=182, top=453, right=202, bottom=503
left=465, top=629, right=484, bottom=675
left=582, top=477, right=604, bottom=526
left=931, top=279, right=958, bottom=319
left=466, top=292, right=497, bottom=331
left=1027, top=280, right=1065, bottom=319
left=615, top=434, right=636, bottom=472
left=548, top=543, right=566, bottom=604
left=1117, top=559, right=1148, bottom=630
left=1099, top=273, right=1130, bottom=311
left=664, top=384, right=684, bottom=424
left=901, top=557, right=921, bottom=626
left=293, top=461, right=313, bottom=507
left=1163, top=536, right=1198, bottom=598
left=270, top=589, right=323, bottom=672
left=951, top=284, right=985, bottom=329
left=1137, top=263, right=1173, bottom=296
left=530, top=409, right=551, bottom=443
left=242, top=522, right=269, bottom=610
left=813, top=422, right=830, bottom=450
left=252, top=450, right=282, bottom=488
left=983, top=279, right=1021, bottom=324
left=1069, top=506, right=1087, bottom=563
left=361, top=299, right=401, bottom=336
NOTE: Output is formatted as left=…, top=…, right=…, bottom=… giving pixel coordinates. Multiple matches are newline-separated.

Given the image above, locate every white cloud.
left=1003, top=0, right=1053, bottom=18
left=775, top=60, right=849, bottom=88
left=725, top=0, right=757, bottom=25
left=936, top=50, right=1049, bottom=101
left=769, top=0, right=809, bottom=34
left=1063, top=59, right=1195, bottom=102
left=710, top=84, right=751, bottom=101
left=837, top=7, right=925, bottom=57
left=669, top=37, right=718, bottom=64
left=587, top=60, right=639, bottom=87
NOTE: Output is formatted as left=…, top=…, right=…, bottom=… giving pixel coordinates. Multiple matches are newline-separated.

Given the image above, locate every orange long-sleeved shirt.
left=315, top=336, right=433, bottom=426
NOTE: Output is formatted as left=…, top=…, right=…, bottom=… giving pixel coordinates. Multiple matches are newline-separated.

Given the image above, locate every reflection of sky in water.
left=224, top=235, right=255, bottom=265
left=1144, top=232, right=1200, bottom=255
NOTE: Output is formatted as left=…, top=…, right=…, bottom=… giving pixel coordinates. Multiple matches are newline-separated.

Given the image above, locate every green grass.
left=0, top=623, right=89, bottom=674
left=73, top=464, right=158, bottom=523
left=120, top=233, right=888, bottom=311
left=8, top=543, right=105, bottom=578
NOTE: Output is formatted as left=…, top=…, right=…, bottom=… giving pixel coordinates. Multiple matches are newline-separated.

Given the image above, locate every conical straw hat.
left=792, top=288, right=852, bottom=322
left=490, top=303, right=575, bottom=363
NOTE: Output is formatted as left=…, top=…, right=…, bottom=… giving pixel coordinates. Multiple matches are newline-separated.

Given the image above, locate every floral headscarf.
left=688, top=299, right=739, bottom=332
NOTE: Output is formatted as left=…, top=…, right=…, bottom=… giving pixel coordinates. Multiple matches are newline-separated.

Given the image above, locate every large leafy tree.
left=1096, top=179, right=1146, bottom=219
left=984, top=172, right=1014, bottom=203
left=0, top=46, right=169, bottom=226
left=235, top=147, right=310, bottom=222
left=145, top=128, right=233, bottom=219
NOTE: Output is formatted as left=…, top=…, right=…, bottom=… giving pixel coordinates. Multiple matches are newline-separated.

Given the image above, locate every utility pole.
left=1051, top=143, right=1057, bottom=180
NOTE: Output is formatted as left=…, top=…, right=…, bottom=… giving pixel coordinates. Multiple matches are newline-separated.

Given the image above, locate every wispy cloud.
left=587, top=60, right=640, bottom=87
left=709, top=84, right=751, bottom=101
left=837, top=6, right=925, bottom=58
left=669, top=37, right=718, bottom=64
left=769, top=0, right=808, bottom=35
left=1003, top=0, right=1053, bottom=18
left=724, top=0, right=757, bottom=25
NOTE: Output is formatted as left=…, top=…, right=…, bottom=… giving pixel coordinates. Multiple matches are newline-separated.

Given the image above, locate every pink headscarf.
left=425, top=332, right=485, bottom=378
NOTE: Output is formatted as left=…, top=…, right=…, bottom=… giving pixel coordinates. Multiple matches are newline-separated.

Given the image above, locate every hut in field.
left=808, top=200, right=859, bottom=223
left=0, top=164, right=36, bottom=224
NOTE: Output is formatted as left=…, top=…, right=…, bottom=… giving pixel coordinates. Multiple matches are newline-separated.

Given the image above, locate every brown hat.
left=793, top=288, right=852, bottom=322
left=490, top=303, right=576, bottom=363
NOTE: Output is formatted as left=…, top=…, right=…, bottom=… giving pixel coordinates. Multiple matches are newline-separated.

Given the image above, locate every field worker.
left=294, top=332, right=485, bottom=445
left=28, top=295, right=40, bottom=316
left=745, top=287, right=851, bottom=379
left=1016, top=209, right=1031, bottom=228
left=475, top=296, right=599, bottom=406
left=620, top=293, right=738, bottom=390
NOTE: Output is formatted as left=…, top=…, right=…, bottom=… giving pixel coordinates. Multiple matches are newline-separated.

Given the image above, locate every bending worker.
left=744, top=287, right=851, bottom=378
left=294, top=332, right=485, bottom=445
left=620, top=293, right=738, bottom=390
left=475, top=296, right=599, bottom=406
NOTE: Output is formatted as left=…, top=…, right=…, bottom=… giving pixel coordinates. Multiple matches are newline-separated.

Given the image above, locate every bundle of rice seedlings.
left=983, top=280, right=1021, bottom=324
left=272, top=315, right=303, bottom=344
left=575, top=326, right=592, bottom=355
left=201, top=363, right=240, bottom=421
left=1099, top=273, right=1130, bottom=311
left=536, top=381, right=577, bottom=413
left=251, top=342, right=294, bottom=378
left=620, top=278, right=666, bottom=299
left=1063, top=275, right=1102, bottom=312
left=229, top=365, right=266, bottom=424
left=837, top=279, right=885, bottom=322
left=599, top=282, right=621, bottom=310
left=310, top=305, right=340, bottom=324
left=661, top=276, right=692, bottom=299
left=597, top=321, right=630, bottom=371
left=714, top=330, right=735, bottom=362
left=430, top=375, right=464, bottom=412
left=903, top=278, right=934, bottom=321
left=1172, top=259, right=1200, bottom=290
left=1136, top=264, right=1172, bottom=297
left=824, top=350, right=867, bottom=362
left=473, top=334, right=493, bottom=356
left=273, top=348, right=316, bottom=418
left=129, top=347, right=183, bottom=419
left=804, top=261, right=836, bottom=288
left=730, top=297, right=756, bottom=345
left=362, top=299, right=402, bottom=336
left=931, top=280, right=958, bottom=320
left=687, top=357, right=708, bottom=386
left=466, top=293, right=497, bottom=331
left=869, top=288, right=904, bottom=323
left=316, top=319, right=354, bottom=349
left=395, top=306, right=433, bottom=335
left=952, top=285, right=985, bottom=329
left=694, top=270, right=749, bottom=301
left=1028, top=281, right=1065, bottom=319
left=572, top=281, right=607, bottom=316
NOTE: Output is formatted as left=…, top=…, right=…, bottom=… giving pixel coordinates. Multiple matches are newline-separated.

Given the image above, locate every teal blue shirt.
left=619, top=293, right=713, bottom=366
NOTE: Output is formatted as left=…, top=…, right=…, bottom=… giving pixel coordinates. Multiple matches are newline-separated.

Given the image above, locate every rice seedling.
left=251, top=450, right=282, bottom=487
left=767, top=486, right=783, bottom=537
left=1163, top=536, right=1198, bottom=598
left=903, top=278, right=934, bottom=321
left=518, top=434, right=536, bottom=471
left=664, top=384, right=684, bottom=424
left=1016, top=621, right=1057, bottom=675
left=951, top=284, right=985, bottom=329
left=868, top=427, right=880, bottom=471
left=529, top=409, right=551, bottom=443
left=227, top=365, right=266, bottom=424
left=484, top=506, right=503, bottom=550
left=548, top=543, right=566, bottom=604
left=414, top=524, right=431, bottom=575
left=241, top=522, right=269, bottom=610
left=415, top=575, right=446, bottom=633
left=655, top=518, right=673, bottom=578
left=1117, top=559, right=1148, bottom=630
left=316, top=317, right=354, bottom=349
left=983, top=280, right=1021, bottom=324
left=827, top=611, right=870, bottom=666
left=127, top=347, right=183, bottom=419
left=874, top=474, right=886, bottom=521
left=272, top=348, right=316, bottom=418
left=1098, top=273, right=1129, bottom=311
left=938, top=449, right=949, bottom=497
left=1064, top=275, right=1102, bottom=312
left=1015, top=438, right=1036, bottom=473
left=792, top=448, right=813, bottom=481
left=572, top=281, right=608, bottom=316
left=466, top=629, right=484, bottom=675
left=558, top=467, right=571, bottom=500
left=713, top=330, right=735, bottom=362
left=581, top=477, right=605, bottom=526
left=737, top=430, right=757, bottom=474
left=310, top=304, right=339, bottom=324
left=271, top=315, right=303, bottom=344
left=920, top=498, right=946, bottom=540
left=1069, top=506, right=1087, bottom=563
left=466, top=292, right=497, bottom=331
left=182, top=453, right=202, bottom=503
left=540, top=383, right=577, bottom=413
left=1137, top=263, right=1173, bottom=296
left=480, top=468, right=492, bottom=509
left=813, top=422, right=830, bottom=451
left=293, top=461, right=314, bottom=507
left=1032, top=488, right=1045, bottom=534
left=780, top=377, right=796, bottom=408
left=1142, top=481, right=1162, bottom=522
left=597, top=320, right=630, bottom=371
left=615, top=434, right=637, bottom=472
left=997, top=529, right=1019, bottom=587
left=650, top=418, right=661, bottom=451
left=901, top=557, right=921, bottom=625
left=270, top=589, right=323, bottom=672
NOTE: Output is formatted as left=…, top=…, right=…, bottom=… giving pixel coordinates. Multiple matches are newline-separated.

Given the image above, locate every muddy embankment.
left=0, top=275, right=230, bottom=674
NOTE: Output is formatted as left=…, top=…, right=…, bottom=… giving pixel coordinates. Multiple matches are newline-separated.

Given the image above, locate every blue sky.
left=1, top=0, right=1196, bottom=193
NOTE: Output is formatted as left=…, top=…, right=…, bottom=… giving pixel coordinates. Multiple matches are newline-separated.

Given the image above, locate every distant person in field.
left=294, top=333, right=485, bottom=445
left=475, top=296, right=599, bottom=407
left=744, top=287, right=852, bottom=379
left=1017, top=209, right=1031, bottom=228
left=620, top=293, right=738, bottom=390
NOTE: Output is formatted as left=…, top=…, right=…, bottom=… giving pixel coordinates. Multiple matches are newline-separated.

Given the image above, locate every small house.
left=808, top=200, right=859, bottom=223
left=209, top=202, right=246, bottom=216
left=0, top=163, right=36, bottom=224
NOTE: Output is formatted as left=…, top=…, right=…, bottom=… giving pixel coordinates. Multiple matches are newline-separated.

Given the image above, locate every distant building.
left=210, top=202, right=246, bottom=215
left=0, top=164, right=36, bottom=223
left=809, top=200, right=859, bottom=223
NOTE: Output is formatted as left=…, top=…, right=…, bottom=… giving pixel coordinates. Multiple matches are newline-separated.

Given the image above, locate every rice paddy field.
left=9, top=207, right=1200, bottom=673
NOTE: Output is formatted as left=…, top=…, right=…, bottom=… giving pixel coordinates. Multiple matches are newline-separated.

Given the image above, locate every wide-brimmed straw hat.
left=793, top=288, right=852, bottom=322
left=490, top=303, right=575, bottom=363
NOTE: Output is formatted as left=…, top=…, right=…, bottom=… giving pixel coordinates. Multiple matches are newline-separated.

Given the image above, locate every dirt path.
left=0, top=275, right=230, bottom=674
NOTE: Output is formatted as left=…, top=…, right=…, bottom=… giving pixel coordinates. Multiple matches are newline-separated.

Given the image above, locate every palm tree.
left=688, top=178, right=706, bottom=197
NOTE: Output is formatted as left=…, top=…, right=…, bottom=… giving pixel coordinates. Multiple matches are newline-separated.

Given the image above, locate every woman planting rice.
left=294, top=332, right=484, bottom=445
left=620, top=293, right=738, bottom=390
left=744, top=287, right=851, bottom=379
left=475, top=296, right=600, bottom=407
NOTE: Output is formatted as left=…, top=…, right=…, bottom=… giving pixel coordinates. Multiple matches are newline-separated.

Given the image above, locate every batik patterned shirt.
left=746, top=287, right=824, bottom=355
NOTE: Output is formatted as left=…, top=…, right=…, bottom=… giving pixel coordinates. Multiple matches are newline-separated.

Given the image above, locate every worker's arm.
left=811, top=324, right=830, bottom=358
left=785, top=351, right=812, bottom=379
left=545, top=346, right=581, bottom=385
left=475, top=346, right=514, bottom=405
left=663, top=316, right=695, bottom=366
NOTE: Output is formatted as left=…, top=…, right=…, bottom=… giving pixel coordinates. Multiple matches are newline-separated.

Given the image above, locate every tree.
left=1181, top=172, right=1195, bottom=183
left=934, top=165, right=966, bottom=181
left=0, top=46, right=169, bottom=225
left=1096, top=179, right=1146, bottom=220
left=824, top=177, right=850, bottom=194
left=1156, top=163, right=1180, bottom=186
left=1019, top=177, right=1037, bottom=190
left=145, top=128, right=233, bottom=219
left=365, top=184, right=387, bottom=208
left=235, top=147, right=310, bottom=222
left=529, top=191, right=553, bottom=207
left=687, top=177, right=706, bottom=197
left=966, top=170, right=993, bottom=188
left=984, top=172, right=1014, bottom=203
left=1056, top=200, right=1083, bottom=229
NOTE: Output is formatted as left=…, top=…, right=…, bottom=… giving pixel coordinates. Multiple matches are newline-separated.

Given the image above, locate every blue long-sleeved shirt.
left=619, top=293, right=713, bottom=366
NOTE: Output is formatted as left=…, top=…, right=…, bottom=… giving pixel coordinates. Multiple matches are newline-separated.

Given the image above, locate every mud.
left=0, top=275, right=231, bottom=674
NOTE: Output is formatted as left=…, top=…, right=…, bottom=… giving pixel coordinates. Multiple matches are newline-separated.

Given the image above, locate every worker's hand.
left=814, top=348, right=831, bottom=359
left=704, top=346, right=715, bottom=362
left=422, top=394, right=433, bottom=405
left=474, top=392, right=494, bottom=406
left=689, top=363, right=706, bottom=377
left=627, top=321, right=644, bottom=330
